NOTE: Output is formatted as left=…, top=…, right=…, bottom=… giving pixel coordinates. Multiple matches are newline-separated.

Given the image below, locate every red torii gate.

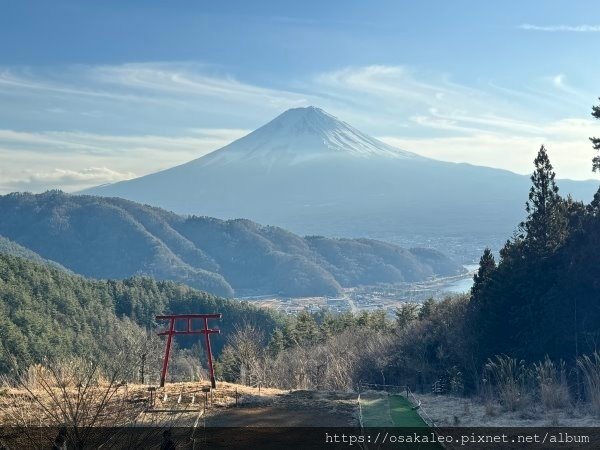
left=156, top=313, right=222, bottom=388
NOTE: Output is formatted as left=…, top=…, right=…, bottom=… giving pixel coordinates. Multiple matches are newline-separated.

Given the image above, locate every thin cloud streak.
left=0, top=64, right=311, bottom=110
left=0, top=128, right=249, bottom=155
left=379, top=117, right=600, bottom=181
left=520, top=24, right=600, bottom=32
left=0, top=127, right=250, bottom=193
left=0, top=166, right=136, bottom=193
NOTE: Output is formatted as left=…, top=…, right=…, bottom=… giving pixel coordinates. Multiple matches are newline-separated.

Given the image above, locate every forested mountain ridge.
left=0, top=235, right=70, bottom=272
left=0, top=191, right=464, bottom=297
left=0, top=252, right=282, bottom=374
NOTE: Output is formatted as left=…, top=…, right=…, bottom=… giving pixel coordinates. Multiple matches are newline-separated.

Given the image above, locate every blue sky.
left=1, top=0, right=600, bottom=192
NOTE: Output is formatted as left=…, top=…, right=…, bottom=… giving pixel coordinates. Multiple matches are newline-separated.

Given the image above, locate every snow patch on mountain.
left=194, top=106, right=423, bottom=167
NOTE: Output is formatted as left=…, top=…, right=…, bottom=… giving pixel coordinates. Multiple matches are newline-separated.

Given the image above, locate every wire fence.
left=355, top=391, right=368, bottom=450
left=405, top=385, right=437, bottom=427
left=357, top=391, right=364, bottom=427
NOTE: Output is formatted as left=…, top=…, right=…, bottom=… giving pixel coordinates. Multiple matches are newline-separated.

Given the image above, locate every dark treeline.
left=469, top=147, right=600, bottom=366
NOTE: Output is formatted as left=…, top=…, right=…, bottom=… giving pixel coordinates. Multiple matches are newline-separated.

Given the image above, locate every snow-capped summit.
left=198, top=106, right=421, bottom=166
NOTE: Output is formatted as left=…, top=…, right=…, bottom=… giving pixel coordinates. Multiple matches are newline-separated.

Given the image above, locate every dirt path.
left=192, top=390, right=360, bottom=449
left=204, top=390, right=358, bottom=427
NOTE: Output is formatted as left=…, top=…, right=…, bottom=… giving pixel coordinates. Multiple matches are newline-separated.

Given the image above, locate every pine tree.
left=519, top=146, right=567, bottom=255
left=395, top=303, right=419, bottom=329
left=292, top=311, right=319, bottom=346
left=591, top=98, right=600, bottom=172
left=319, top=313, right=337, bottom=342
left=418, top=298, right=435, bottom=320
left=267, top=328, right=285, bottom=356
left=564, top=195, right=586, bottom=234
left=216, top=345, right=240, bottom=381
left=471, top=248, right=496, bottom=299
left=587, top=186, right=600, bottom=216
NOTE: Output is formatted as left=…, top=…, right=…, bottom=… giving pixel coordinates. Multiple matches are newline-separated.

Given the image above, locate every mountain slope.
left=0, top=235, right=70, bottom=272
left=83, top=107, right=599, bottom=257
left=0, top=191, right=464, bottom=297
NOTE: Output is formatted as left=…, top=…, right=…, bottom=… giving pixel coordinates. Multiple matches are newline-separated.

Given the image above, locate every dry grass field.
left=0, top=379, right=359, bottom=448
left=417, top=393, right=600, bottom=427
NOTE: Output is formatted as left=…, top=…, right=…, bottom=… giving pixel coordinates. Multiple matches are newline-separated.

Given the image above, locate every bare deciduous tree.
left=1, top=356, right=145, bottom=448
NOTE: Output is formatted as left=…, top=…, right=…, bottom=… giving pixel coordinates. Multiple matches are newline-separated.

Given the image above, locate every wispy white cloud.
left=0, top=127, right=249, bottom=193
left=0, top=167, right=136, bottom=193
left=311, top=65, right=576, bottom=137
left=380, top=117, right=600, bottom=180
left=542, top=73, right=592, bottom=105
left=21, top=167, right=134, bottom=185
left=0, top=128, right=248, bottom=155
left=0, top=63, right=311, bottom=111
left=520, top=24, right=600, bottom=32
left=312, top=65, right=598, bottom=180
left=0, top=67, right=149, bottom=104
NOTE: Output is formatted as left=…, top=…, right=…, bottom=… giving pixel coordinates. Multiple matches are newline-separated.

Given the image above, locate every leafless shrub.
left=259, top=328, right=392, bottom=392
left=111, top=318, right=163, bottom=384
left=216, top=323, right=267, bottom=386
left=577, top=352, right=600, bottom=416
left=1, top=356, right=144, bottom=448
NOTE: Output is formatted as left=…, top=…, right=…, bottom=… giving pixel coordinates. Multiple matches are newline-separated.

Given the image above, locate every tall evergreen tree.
left=519, top=146, right=567, bottom=255
left=294, top=311, right=319, bottom=345
left=418, top=298, right=436, bottom=320
left=267, top=328, right=285, bottom=356
left=471, top=248, right=496, bottom=299
left=395, top=303, right=419, bottom=329
left=563, top=195, right=586, bottom=234
left=591, top=98, right=600, bottom=172
left=588, top=186, right=600, bottom=216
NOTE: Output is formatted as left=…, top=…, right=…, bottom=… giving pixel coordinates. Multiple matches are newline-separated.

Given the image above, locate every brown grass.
left=533, top=356, right=570, bottom=411
left=485, top=355, right=530, bottom=412
left=0, top=379, right=286, bottom=426
left=578, top=352, right=600, bottom=416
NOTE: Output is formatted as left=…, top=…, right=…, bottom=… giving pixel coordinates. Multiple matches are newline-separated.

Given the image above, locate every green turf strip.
left=360, top=395, right=394, bottom=427
left=360, top=393, right=442, bottom=449
left=388, top=394, right=428, bottom=428
left=360, top=393, right=428, bottom=427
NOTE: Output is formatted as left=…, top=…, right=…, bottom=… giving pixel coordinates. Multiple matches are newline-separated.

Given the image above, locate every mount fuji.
left=196, top=106, right=419, bottom=165
left=83, top=107, right=598, bottom=259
